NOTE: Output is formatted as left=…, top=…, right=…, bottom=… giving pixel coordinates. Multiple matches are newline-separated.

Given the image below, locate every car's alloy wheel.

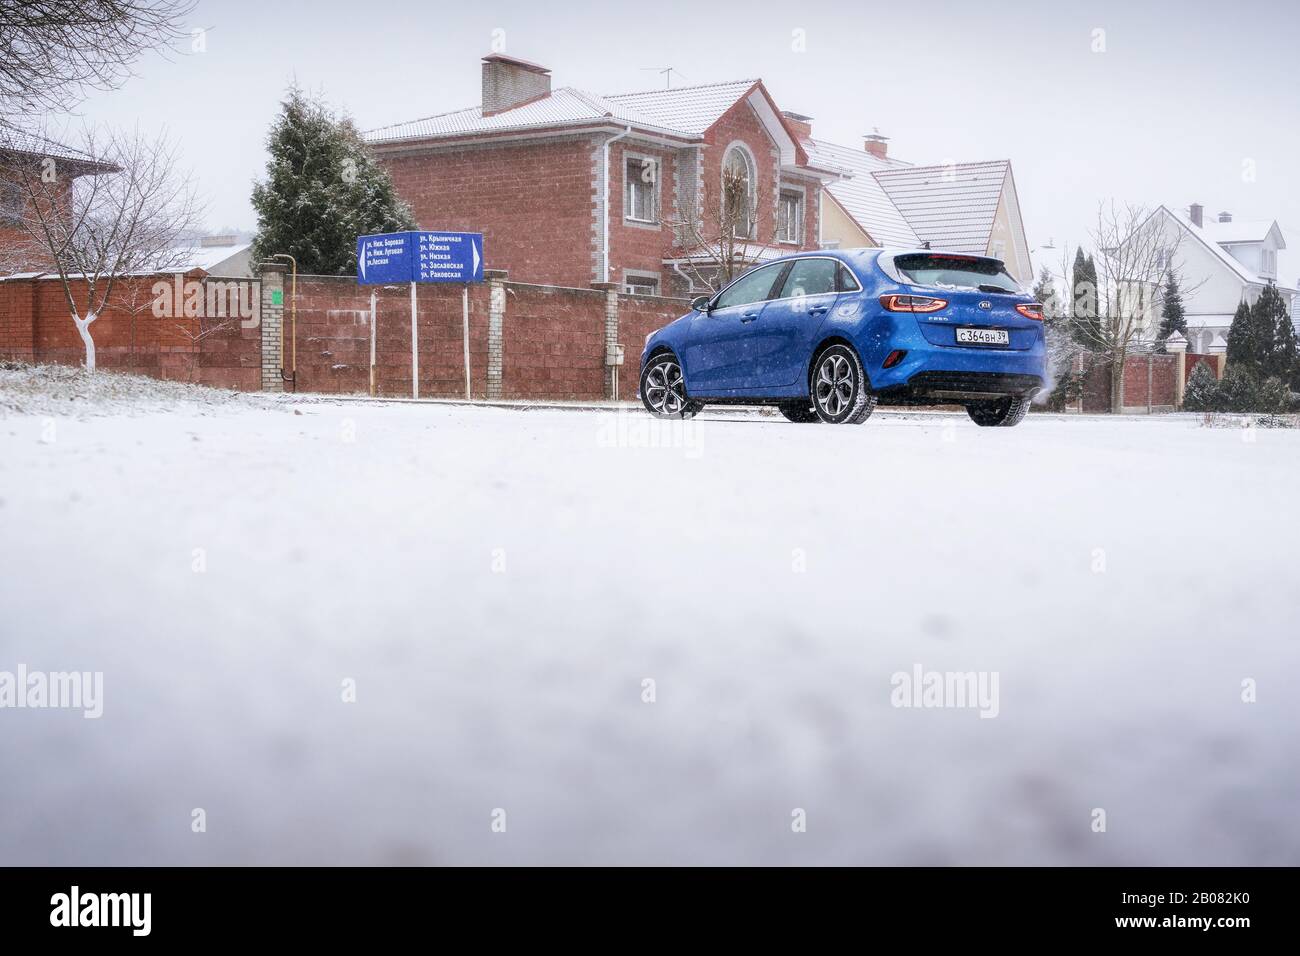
left=967, top=395, right=1030, bottom=427
left=811, top=345, right=875, bottom=424
left=640, top=355, right=702, bottom=419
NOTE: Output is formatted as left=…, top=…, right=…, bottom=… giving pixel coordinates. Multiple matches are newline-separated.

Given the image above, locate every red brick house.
left=364, top=54, right=844, bottom=297
left=1, top=132, right=116, bottom=273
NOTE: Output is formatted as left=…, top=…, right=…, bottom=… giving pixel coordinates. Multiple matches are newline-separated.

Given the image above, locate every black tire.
left=810, top=344, right=875, bottom=424
left=967, top=395, right=1030, bottom=427
left=778, top=402, right=819, bottom=423
left=640, top=353, right=703, bottom=419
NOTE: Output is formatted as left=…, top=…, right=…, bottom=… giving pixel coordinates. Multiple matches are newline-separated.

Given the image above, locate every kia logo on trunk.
left=978, top=300, right=992, bottom=310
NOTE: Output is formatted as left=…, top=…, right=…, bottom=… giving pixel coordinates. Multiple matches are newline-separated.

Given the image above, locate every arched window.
left=722, top=144, right=755, bottom=240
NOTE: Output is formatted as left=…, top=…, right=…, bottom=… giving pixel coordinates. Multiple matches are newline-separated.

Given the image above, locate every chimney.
left=781, top=111, right=814, bottom=139
left=481, top=54, right=551, bottom=116
left=1218, top=211, right=1233, bottom=223
left=864, top=128, right=889, bottom=159
left=1189, top=203, right=1203, bottom=228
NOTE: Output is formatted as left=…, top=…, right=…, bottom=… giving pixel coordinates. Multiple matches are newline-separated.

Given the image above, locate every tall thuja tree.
left=252, top=85, right=415, bottom=275
left=1225, top=298, right=1256, bottom=368
left=1070, top=247, right=1102, bottom=349
left=1155, top=272, right=1187, bottom=349
left=1255, top=283, right=1297, bottom=384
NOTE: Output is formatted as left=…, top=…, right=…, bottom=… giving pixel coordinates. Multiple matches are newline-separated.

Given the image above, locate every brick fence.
left=1, top=265, right=690, bottom=401
left=0, top=272, right=261, bottom=389
left=1073, top=349, right=1224, bottom=413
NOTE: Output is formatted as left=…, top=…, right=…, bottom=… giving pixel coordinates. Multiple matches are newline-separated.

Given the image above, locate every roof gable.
left=804, top=138, right=917, bottom=247
left=873, top=160, right=1010, bottom=253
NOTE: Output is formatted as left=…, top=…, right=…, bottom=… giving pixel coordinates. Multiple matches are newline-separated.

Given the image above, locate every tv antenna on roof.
left=641, top=67, right=688, bottom=89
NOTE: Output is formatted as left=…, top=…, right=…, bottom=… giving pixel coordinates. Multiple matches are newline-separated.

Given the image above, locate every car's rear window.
left=894, top=254, right=1021, bottom=293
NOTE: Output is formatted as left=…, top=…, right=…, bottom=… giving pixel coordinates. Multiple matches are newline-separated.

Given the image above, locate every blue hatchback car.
left=639, top=248, right=1046, bottom=426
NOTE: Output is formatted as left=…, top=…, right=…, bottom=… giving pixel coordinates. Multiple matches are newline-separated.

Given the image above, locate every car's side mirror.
left=691, top=295, right=712, bottom=313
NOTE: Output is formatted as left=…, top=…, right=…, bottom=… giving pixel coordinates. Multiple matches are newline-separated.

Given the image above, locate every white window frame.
left=623, top=270, right=660, bottom=296
left=722, top=143, right=757, bottom=240
left=777, top=187, right=804, bottom=245
left=623, top=153, right=660, bottom=225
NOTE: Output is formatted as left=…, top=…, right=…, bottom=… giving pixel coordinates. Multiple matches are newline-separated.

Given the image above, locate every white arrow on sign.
left=472, top=238, right=480, bottom=275
left=359, top=240, right=368, bottom=280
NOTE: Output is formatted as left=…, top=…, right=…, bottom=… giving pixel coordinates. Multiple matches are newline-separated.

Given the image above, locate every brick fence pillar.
left=485, top=269, right=507, bottom=400
left=592, top=281, right=619, bottom=399
left=1166, top=332, right=1188, bottom=407
left=257, top=261, right=286, bottom=392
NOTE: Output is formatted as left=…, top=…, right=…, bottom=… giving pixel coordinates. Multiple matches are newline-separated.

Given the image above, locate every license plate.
left=956, top=327, right=1009, bottom=346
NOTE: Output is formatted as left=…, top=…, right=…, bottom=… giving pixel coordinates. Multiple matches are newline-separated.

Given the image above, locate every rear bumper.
left=866, top=324, right=1046, bottom=403
left=878, top=370, right=1045, bottom=403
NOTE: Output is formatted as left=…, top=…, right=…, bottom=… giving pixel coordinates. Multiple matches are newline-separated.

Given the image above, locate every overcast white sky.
left=67, top=0, right=1300, bottom=277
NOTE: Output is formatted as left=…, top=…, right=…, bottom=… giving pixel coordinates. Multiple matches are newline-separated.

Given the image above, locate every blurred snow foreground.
left=1, top=367, right=1298, bottom=865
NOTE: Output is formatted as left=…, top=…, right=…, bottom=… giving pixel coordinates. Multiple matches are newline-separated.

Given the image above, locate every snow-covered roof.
left=602, top=80, right=759, bottom=136
left=871, top=161, right=1010, bottom=255
left=365, top=79, right=762, bottom=145
left=0, top=131, right=116, bottom=173
left=168, top=242, right=252, bottom=274
left=1197, top=218, right=1282, bottom=246
left=1164, top=206, right=1269, bottom=287
left=802, top=138, right=918, bottom=248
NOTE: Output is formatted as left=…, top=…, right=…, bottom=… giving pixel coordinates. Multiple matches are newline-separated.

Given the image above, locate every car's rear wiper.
left=978, top=284, right=1016, bottom=294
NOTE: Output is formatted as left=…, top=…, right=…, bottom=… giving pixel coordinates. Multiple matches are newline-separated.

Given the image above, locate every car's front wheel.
left=811, top=345, right=875, bottom=424
left=640, top=354, right=702, bottom=419
left=967, top=395, right=1030, bottom=427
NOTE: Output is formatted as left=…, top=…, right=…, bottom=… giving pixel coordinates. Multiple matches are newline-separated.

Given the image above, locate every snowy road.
left=1, top=399, right=1298, bottom=865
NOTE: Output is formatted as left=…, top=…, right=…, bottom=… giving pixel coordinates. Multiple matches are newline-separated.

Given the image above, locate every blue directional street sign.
left=356, top=230, right=484, bottom=285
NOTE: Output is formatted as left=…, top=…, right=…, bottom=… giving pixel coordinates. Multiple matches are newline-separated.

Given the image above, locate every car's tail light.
left=1015, top=303, right=1044, bottom=320
left=883, top=350, right=907, bottom=369
left=879, top=294, right=948, bottom=314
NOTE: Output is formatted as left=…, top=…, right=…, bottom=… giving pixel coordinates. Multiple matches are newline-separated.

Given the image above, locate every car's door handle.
left=740, top=312, right=759, bottom=323
left=808, top=306, right=829, bottom=316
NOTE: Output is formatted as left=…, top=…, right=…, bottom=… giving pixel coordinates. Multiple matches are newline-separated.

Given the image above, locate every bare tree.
left=1069, top=201, right=1200, bottom=412
left=664, top=162, right=774, bottom=294
left=0, top=125, right=201, bottom=371
left=0, top=1, right=196, bottom=134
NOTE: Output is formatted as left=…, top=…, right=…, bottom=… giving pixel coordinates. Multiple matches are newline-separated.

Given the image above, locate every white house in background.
left=1144, top=204, right=1297, bottom=353
left=169, top=235, right=253, bottom=277
left=800, top=124, right=1033, bottom=284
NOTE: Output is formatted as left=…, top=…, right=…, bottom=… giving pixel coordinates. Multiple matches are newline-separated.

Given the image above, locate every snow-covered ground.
left=1, top=384, right=1298, bottom=865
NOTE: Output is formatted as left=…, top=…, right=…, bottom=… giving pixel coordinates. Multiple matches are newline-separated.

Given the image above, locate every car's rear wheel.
left=640, top=354, right=702, bottom=420
left=967, top=395, right=1030, bottom=427
left=811, top=345, right=875, bottom=424
left=778, top=402, right=818, bottom=423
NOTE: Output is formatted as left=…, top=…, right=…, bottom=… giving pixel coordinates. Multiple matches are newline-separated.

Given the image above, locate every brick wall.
left=379, top=136, right=598, bottom=288
left=1, top=270, right=690, bottom=402
left=617, top=293, right=689, bottom=400
left=287, top=275, right=491, bottom=398
left=0, top=274, right=260, bottom=390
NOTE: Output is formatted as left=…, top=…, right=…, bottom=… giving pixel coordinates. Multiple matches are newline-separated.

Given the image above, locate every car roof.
left=759, top=246, right=999, bottom=268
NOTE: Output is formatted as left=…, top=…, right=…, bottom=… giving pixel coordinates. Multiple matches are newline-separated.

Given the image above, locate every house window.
left=625, top=157, right=658, bottom=223
left=777, top=190, right=802, bottom=244
left=624, top=273, right=659, bottom=296
left=722, top=145, right=755, bottom=239
left=1262, top=248, right=1277, bottom=278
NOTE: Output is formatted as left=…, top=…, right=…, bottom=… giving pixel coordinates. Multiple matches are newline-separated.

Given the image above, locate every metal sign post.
left=462, top=285, right=471, bottom=400
left=410, top=280, right=419, bottom=400
left=356, top=230, right=485, bottom=402
left=369, top=291, right=377, bottom=397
